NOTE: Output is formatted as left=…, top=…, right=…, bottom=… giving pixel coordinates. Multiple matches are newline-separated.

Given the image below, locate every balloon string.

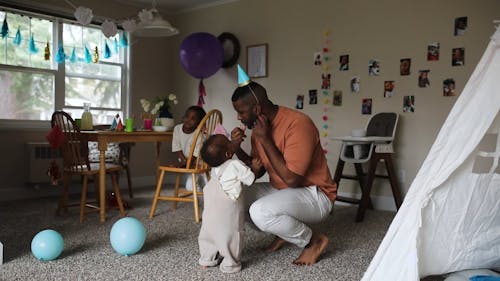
left=198, top=79, right=206, bottom=107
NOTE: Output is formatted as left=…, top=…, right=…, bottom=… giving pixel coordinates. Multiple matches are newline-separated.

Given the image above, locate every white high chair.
left=331, top=112, right=403, bottom=222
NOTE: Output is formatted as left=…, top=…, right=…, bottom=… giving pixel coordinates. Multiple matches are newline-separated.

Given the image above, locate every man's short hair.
left=231, top=81, right=266, bottom=104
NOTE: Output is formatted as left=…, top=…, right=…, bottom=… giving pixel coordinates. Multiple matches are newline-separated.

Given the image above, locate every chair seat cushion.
left=88, top=142, right=120, bottom=163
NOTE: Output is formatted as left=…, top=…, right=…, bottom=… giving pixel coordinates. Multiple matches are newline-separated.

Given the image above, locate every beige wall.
left=169, top=0, right=500, bottom=204
left=1, top=0, right=499, bottom=206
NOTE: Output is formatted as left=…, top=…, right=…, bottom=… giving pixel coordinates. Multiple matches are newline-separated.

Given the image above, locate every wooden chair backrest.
left=185, top=109, right=223, bottom=170
left=50, top=111, right=90, bottom=173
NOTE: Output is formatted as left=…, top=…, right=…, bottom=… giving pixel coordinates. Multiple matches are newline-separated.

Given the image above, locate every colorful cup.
left=143, top=118, right=153, bottom=130
left=125, top=118, right=134, bottom=132
left=75, top=118, right=82, bottom=129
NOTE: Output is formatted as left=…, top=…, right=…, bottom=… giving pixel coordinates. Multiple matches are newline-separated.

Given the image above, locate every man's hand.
left=250, top=157, right=263, bottom=174
left=231, top=127, right=246, bottom=150
left=252, top=114, right=271, bottom=140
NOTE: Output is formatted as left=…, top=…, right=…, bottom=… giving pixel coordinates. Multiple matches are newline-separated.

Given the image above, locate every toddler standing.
left=198, top=134, right=260, bottom=273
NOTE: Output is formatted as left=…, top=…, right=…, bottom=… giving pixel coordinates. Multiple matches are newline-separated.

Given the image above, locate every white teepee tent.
left=362, top=28, right=500, bottom=281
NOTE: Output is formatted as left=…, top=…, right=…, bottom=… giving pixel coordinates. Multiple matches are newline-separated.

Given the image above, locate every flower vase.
left=159, top=109, right=174, bottom=130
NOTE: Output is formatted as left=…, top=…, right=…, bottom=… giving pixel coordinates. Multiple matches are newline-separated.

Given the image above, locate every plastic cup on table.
left=125, top=118, right=134, bottom=132
left=75, top=118, right=82, bottom=129
left=143, top=119, right=153, bottom=130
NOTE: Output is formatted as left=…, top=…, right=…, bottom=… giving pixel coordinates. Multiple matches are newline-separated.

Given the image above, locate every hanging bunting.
left=92, top=46, right=99, bottom=63
left=29, top=34, right=39, bottom=54
left=119, top=33, right=128, bottom=47
left=103, top=41, right=111, bottom=59
left=13, top=27, right=22, bottom=46
left=84, top=46, right=92, bottom=63
left=198, top=79, right=206, bottom=107
left=320, top=29, right=332, bottom=154
left=114, top=37, right=119, bottom=53
left=55, top=45, right=66, bottom=63
left=1, top=15, right=9, bottom=38
left=69, top=47, right=77, bottom=63
left=44, top=42, right=50, bottom=60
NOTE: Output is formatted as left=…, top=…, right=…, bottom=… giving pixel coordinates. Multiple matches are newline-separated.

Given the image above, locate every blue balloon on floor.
left=31, top=229, right=64, bottom=261
left=110, top=217, right=146, bottom=256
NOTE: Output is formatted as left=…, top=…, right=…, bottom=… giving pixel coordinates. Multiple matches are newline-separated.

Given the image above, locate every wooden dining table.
left=81, top=130, right=173, bottom=222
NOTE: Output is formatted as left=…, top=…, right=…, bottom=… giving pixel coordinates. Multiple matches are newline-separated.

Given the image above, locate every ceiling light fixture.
left=133, top=0, right=179, bottom=37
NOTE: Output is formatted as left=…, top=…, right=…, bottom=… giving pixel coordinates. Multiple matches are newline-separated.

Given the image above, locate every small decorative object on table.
left=140, top=94, right=177, bottom=131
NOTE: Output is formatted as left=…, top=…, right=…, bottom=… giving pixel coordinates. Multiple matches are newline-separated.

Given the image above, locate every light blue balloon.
left=31, top=229, right=64, bottom=261
left=110, top=217, right=146, bottom=256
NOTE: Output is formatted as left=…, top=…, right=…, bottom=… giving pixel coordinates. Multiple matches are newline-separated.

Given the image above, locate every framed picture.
left=247, top=43, right=268, bottom=78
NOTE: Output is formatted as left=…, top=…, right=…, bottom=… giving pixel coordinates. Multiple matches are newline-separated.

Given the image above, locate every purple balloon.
left=179, top=32, right=224, bottom=79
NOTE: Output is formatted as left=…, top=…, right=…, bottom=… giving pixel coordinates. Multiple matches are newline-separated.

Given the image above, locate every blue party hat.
left=237, top=64, right=251, bottom=87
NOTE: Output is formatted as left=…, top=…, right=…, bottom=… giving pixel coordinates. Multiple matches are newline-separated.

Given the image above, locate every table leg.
left=156, top=142, right=161, bottom=180
left=98, top=140, right=108, bottom=223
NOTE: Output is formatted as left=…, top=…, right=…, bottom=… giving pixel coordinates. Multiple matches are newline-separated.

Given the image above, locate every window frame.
left=0, top=7, right=130, bottom=130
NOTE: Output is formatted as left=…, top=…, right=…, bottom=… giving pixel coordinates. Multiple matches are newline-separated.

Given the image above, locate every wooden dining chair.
left=149, top=109, right=223, bottom=223
left=87, top=125, right=135, bottom=199
left=50, top=111, right=126, bottom=223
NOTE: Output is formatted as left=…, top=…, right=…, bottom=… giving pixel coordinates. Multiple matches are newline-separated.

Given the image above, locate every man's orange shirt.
left=251, top=106, right=337, bottom=201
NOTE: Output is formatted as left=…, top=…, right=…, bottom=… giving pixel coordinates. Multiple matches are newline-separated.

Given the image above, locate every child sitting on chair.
left=171, top=105, right=207, bottom=191
left=198, top=133, right=260, bottom=273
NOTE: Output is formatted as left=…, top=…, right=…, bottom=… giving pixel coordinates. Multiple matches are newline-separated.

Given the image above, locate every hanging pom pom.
left=13, top=27, right=22, bottom=46
left=198, top=79, right=206, bottom=107
left=55, top=45, right=66, bottom=63
left=103, top=41, right=111, bottom=59
left=121, top=19, right=136, bottom=33
left=120, top=33, right=128, bottom=47
left=1, top=16, right=9, bottom=38
left=101, top=20, right=118, bottom=38
left=44, top=42, right=50, bottom=60
left=69, top=47, right=77, bottom=63
left=84, top=46, right=92, bottom=63
left=92, top=46, right=99, bottom=63
left=29, top=34, right=39, bottom=54
left=74, top=6, right=93, bottom=26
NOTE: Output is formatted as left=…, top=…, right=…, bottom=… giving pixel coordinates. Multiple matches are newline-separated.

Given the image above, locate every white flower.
left=140, top=99, right=151, bottom=113
left=150, top=101, right=164, bottom=115
left=168, top=94, right=177, bottom=101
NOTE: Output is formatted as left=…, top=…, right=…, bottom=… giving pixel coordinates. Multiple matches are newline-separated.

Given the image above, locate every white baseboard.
left=335, top=191, right=398, bottom=211
left=0, top=241, right=3, bottom=265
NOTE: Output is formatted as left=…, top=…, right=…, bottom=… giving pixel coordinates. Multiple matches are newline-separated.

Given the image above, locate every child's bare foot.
left=293, top=233, right=328, bottom=265
left=263, top=236, right=287, bottom=252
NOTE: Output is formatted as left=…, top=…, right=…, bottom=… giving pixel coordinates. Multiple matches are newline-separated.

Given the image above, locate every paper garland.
left=13, top=28, right=22, bottom=45
left=320, top=30, right=332, bottom=154
left=1, top=16, right=9, bottom=38
left=1, top=10, right=128, bottom=64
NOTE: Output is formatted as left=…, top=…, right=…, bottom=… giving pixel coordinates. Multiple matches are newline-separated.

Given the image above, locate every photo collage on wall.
left=306, top=17, right=467, bottom=121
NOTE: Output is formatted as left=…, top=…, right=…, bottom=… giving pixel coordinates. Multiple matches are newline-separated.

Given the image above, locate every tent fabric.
left=362, top=28, right=500, bottom=281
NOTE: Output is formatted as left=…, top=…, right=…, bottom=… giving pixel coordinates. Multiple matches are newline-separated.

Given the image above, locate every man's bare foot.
left=263, top=236, right=287, bottom=252
left=293, top=233, right=328, bottom=265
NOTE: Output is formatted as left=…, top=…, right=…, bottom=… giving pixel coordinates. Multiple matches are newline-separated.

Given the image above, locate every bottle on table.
left=80, top=102, right=94, bottom=130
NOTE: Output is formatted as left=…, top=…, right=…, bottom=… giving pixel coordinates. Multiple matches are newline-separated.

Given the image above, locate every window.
left=0, top=8, right=129, bottom=126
